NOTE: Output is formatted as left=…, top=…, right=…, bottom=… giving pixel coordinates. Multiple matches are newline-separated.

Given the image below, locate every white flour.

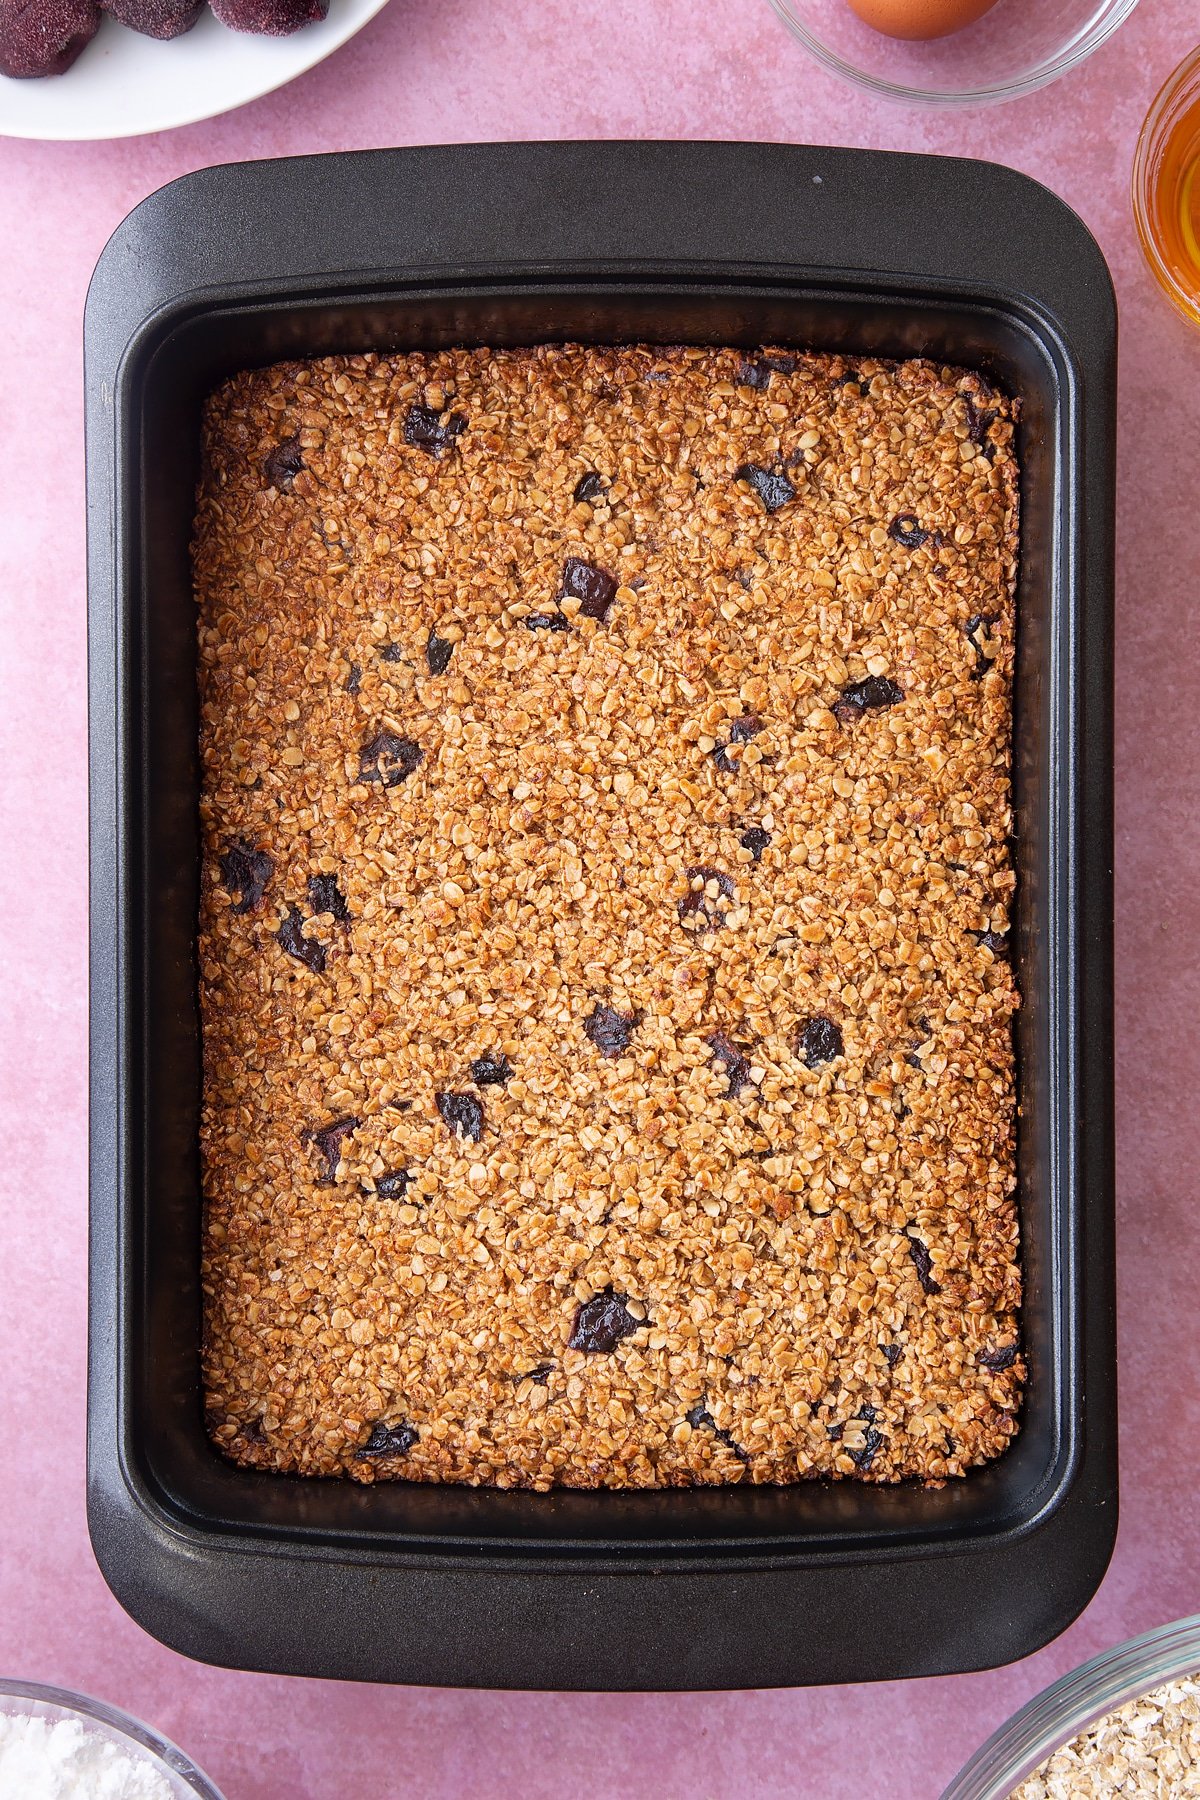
left=0, top=1711, right=179, bottom=1800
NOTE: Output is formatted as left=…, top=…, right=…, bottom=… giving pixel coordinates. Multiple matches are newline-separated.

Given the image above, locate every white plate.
left=0, top=0, right=389, bottom=141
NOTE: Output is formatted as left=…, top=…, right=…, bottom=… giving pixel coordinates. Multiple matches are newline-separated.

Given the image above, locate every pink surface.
left=2, top=3, right=1200, bottom=1796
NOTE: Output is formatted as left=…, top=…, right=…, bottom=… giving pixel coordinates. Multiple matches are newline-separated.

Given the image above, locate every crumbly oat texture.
left=1011, top=1674, right=1200, bottom=1798
left=196, top=343, right=1022, bottom=1489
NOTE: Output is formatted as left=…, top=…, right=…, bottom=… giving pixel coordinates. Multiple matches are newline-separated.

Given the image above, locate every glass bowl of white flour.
left=0, top=1680, right=224, bottom=1800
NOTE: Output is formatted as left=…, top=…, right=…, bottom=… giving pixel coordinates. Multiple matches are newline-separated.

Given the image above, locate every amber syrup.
left=1143, top=70, right=1200, bottom=325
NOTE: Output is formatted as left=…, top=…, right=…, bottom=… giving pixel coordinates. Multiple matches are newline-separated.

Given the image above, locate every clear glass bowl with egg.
left=940, top=1614, right=1200, bottom=1799
left=765, top=0, right=1141, bottom=106
left=0, top=1680, right=226, bottom=1800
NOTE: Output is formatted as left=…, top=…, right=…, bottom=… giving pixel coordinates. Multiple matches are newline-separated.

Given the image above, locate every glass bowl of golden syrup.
left=1133, top=44, right=1200, bottom=329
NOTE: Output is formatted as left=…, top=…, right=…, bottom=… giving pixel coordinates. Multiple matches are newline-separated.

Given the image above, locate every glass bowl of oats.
left=943, top=1614, right=1200, bottom=1798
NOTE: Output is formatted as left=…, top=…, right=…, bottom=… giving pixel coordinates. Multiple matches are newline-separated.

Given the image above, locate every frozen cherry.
left=0, top=0, right=100, bottom=77
left=102, top=0, right=201, bottom=36
left=210, top=0, right=325, bottom=33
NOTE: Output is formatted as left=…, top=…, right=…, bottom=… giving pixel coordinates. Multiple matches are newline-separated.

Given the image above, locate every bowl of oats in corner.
left=943, top=1613, right=1200, bottom=1798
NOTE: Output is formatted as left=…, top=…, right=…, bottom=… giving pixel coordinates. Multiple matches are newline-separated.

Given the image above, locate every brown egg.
left=845, top=0, right=1000, bottom=41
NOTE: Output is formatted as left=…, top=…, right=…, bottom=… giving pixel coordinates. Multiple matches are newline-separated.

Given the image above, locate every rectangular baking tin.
left=86, top=142, right=1116, bottom=1689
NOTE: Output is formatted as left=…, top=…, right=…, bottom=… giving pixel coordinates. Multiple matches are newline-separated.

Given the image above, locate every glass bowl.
left=0, top=1680, right=225, bottom=1799
left=942, top=1614, right=1200, bottom=1799
left=1132, top=44, right=1200, bottom=330
left=765, top=0, right=1140, bottom=107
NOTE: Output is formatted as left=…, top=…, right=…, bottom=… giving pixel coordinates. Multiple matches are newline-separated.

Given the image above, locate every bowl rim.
left=941, top=1613, right=1200, bottom=1799
left=0, top=1679, right=226, bottom=1800
left=1131, top=41, right=1200, bottom=330
left=765, top=0, right=1142, bottom=108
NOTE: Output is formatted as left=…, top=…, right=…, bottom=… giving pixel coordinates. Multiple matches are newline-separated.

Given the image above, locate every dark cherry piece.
left=358, top=1421, right=418, bottom=1458
left=797, top=1015, right=843, bottom=1068
left=906, top=1233, right=942, bottom=1296
left=963, top=394, right=998, bottom=447
left=346, top=663, right=362, bottom=695
left=584, top=1003, right=637, bottom=1059
left=980, top=1343, right=1020, bottom=1372
left=471, top=1054, right=513, bottom=1087
left=883, top=1343, right=903, bottom=1368
left=524, top=612, right=570, bottom=633
left=437, top=1092, right=485, bottom=1142
left=307, top=873, right=350, bottom=922
left=707, top=1030, right=752, bottom=1099
left=522, top=1364, right=554, bottom=1385
left=735, top=464, right=796, bottom=514
left=0, top=0, right=99, bottom=74
left=730, top=714, right=763, bottom=743
left=678, top=865, right=734, bottom=931
left=375, top=1170, right=412, bottom=1199
left=219, top=839, right=274, bottom=913
left=402, top=403, right=466, bottom=456
left=712, top=714, right=764, bottom=771
left=379, top=643, right=405, bottom=663
left=276, top=905, right=326, bottom=974
left=970, top=927, right=1010, bottom=957
left=887, top=513, right=929, bottom=550
left=561, top=557, right=618, bottom=622
left=964, top=613, right=996, bottom=679
left=308, top=1116, right=358, bottom=1184
left=849, top=1413, right=885, bottom=1471
left=568, top=1290, right=640, bottom=1354
left=740, top=826, right=771, bottom=862
left=262, top=441, right=305, bottom=500
left=685, top=1400, right=749, bottom=1461
left=573, top=471, right=605, bottom=505
left=735, top=353, right=796, bottom=390
left=358, top=731, right=423, bottom=789
left=833, top=675, right=904, bottom=724
left=426, top=628, right=454, bottom=676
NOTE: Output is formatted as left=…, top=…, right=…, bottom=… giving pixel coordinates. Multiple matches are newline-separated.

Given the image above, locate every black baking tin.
left=86, top=142, right=1116, bottom=1690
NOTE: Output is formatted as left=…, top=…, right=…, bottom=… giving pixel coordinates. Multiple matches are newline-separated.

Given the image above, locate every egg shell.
left=844, top=0, right=1001, bottom=42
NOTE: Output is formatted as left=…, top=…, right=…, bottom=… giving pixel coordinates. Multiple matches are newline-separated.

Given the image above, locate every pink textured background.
left=2, top=3, right=1199, bottom=1795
